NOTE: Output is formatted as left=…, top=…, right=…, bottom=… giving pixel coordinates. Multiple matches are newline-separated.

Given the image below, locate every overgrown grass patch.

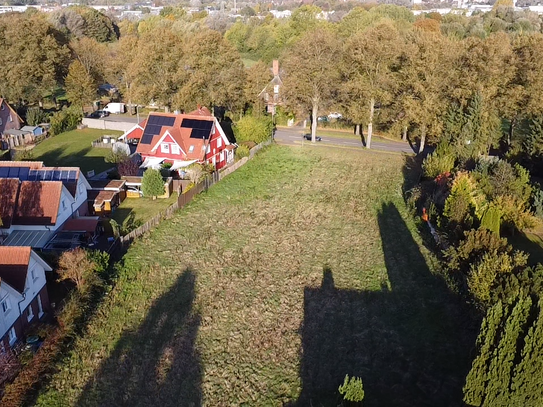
left=36, top=145, right=474, bottom=406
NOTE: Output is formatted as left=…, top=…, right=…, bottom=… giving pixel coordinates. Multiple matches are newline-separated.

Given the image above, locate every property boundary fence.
left=118, top=139, right=272, bottom=249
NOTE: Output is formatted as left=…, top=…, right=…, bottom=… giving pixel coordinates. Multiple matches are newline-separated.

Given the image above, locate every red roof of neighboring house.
left=88, top=179, right=126, bottom=190
left=0, top=178, right=19, bottom=228
left=123, top=119, right=147, bottom=141
left=136, top=112, right=216, bottom=161
left=0, top=161, right=44, bottom=169
left=62, top=217, right=99, bottom=232
left=188, top=106, right=212, bottom=116
left=14, top=181, right=62, bottom=226
left=0, top=246, right=31, bottom=293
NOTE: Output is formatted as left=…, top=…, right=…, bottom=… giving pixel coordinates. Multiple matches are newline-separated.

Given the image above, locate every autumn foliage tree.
left=57, top=247, right=97, bottom=290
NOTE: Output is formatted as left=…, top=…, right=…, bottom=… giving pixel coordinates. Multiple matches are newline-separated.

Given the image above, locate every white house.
left=0, top=162, right=93, bottom=248
left=0, top=246, right=51, bottom=350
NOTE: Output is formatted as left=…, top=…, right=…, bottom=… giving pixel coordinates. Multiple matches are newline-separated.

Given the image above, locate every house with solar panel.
left=0, top=162, right=97, bottom=250
left=124, top=107, right=236, bottom=172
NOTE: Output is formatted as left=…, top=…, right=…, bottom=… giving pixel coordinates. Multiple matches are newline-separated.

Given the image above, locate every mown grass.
left=36, top=145, right=474, bottom=406
left=32, top=128, right=123, bottom=175
left=111, top=194, right=178, bottom=226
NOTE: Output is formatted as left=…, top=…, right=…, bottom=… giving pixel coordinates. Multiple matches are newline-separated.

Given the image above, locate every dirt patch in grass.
left=36, top=146, right=475, bottom=406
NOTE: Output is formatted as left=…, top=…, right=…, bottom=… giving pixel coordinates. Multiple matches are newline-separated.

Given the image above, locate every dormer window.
left=161, top=143, right=170, bottom=153
left=1, top=296, right=11, bottom=314
left=188, top=145, right=194, bottom=153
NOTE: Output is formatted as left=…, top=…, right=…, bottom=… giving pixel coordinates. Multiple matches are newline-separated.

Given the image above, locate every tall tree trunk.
left=418, top=125, right=426, bottom=154
left=311, top=103, right=318, bottom=143
left=367, top=98, right=375, bottom=149
left=402, top=126, right=407, bottom=142
left=508, top=118, right=515, bottom=147
left=355, top=124, right=360, bottom=136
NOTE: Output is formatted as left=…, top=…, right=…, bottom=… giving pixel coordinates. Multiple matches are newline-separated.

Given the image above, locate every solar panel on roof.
left=53, top=170, right=61, bottom=180
left=141, top=133, right=154, bottom=144
left=68, top=170, right=77, bottom=182
left=190, top=129, right=211, bottom=139
left=28, top=170, right=37, bottom=180
left=0, top=168, right=8, bottom=178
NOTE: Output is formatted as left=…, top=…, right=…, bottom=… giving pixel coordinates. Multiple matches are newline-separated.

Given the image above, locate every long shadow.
left=76, top=269, right=202, bottom=407
left=295, top=202, right=476, bottom=406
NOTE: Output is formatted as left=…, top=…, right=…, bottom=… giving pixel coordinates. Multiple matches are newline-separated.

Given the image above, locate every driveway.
left=274, top=126, right=416, bottom=154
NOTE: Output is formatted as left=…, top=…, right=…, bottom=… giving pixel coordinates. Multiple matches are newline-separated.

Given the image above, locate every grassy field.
left=31, top=128, right=123, bottom=175
left=112, top=194, right=178, bottom=226
left=36, top=146, right=475, bottom=406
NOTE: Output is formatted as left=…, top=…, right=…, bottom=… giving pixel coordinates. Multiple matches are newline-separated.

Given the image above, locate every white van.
left=103, top=103, right=126, bottom=114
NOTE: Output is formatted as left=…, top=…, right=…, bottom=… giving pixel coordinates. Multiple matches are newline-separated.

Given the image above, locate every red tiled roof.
left=62, top=218, right=99, bottom=232
left=0, top=246, right=31, bottom=293
left=188, top=106, right=212, bottom=116
left=136, top=112, right=215, bottom=161
left=0, top=161, right=44, bottom=169
left=0, top=178, right=19, bottom=228
left=14, top=181, right=62, bottom=226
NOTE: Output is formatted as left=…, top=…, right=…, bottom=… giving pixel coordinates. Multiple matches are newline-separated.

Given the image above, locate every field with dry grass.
left=36, top=145, right=475, bottom=406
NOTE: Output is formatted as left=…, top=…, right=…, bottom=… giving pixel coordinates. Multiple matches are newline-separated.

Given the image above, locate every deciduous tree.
left=282, top=28, right=341, bottom=142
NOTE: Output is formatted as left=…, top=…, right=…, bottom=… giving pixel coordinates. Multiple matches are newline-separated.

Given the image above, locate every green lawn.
left=294, top=126, right=404, bottom=144
left=36, top=145, right=474, bottom=406
left=31, top=128, right=123, bottom=175
left=112, top=194, right=178, bottom=227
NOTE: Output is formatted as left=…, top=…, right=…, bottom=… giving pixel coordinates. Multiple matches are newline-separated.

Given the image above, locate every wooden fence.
left=118, top=139, right=271, bottom=249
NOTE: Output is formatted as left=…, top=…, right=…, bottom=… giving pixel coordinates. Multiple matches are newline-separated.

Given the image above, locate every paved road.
left=274, top=126, right=416, bottom=154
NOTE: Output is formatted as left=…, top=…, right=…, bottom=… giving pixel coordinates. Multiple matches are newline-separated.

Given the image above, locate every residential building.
left=0, top=99, right=22, bottom=135
left=0, top=246, right=51, bottom=350
left=0, top=162, right=93, bottom=248
left=127, top=107, right=236, bottom=171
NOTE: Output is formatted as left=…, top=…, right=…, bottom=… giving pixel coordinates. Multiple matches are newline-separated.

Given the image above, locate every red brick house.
left=0, top=99, right=23, bottom=135
left=0, top=246, right=51, bottom=350
left=128, top=107, right=235, bottom=171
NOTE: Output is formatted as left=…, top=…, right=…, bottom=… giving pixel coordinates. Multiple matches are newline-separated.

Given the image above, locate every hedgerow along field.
left=36, top=145, right=475, bottom=406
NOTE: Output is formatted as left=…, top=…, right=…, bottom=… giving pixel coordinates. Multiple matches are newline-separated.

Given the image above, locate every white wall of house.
left=0, top=254, right=48, bottom=345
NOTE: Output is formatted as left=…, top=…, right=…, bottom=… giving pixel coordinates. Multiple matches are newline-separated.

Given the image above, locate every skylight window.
left=189, top=145, right=194, bottom=153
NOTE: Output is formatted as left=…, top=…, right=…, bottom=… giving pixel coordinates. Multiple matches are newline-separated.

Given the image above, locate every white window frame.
left=220, top=151, right=224, bottom=161
left=37, top=294, right=44, bottom=318
left=217, top=137, right=222, bottom=148
left=161, top=143, right=170, bottom=153
left=27, top=305, right=34, bottom=322
left=188, top=145, right=195, bottom=153
left=171, top=145, right=179, bottom=155
left=206, top=145, right=211, bottom=154
left=8, top=327, right=16, bottom=346
left=1, top=296, right=11, bottom=314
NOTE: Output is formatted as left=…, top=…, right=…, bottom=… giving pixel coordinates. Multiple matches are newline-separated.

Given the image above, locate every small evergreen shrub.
left=422, top=144, right=455, bottom=179
left=142, top=168, right=165, bottom=198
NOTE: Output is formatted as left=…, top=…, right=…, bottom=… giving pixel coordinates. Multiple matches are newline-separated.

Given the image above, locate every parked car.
left=317, top=116, right=328, bottom=122
left=88, top=110, right=109, bottom=118
left=303, top=134, right=322, bottom=141
left=328, top=112, right=343, bottom=120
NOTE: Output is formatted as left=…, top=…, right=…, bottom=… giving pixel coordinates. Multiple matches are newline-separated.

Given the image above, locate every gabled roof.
left=0, top=98, right=24, bottom=126
left=0, top=246, right=30, bottom=293
left=14, top=181, right=62, bottom=226
left=119, top=119, right=147, bottom=141
left=0, top=178, right=19, bottom=228
left=136, top=111, right=229, bottom=161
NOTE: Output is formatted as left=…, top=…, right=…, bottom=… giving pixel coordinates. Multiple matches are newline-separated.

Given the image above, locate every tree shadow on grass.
left=294, top=202, right=476, bottom=407
left=76, top=269, right=202, bottom=407
left=35, top=146, right=107, bottom=175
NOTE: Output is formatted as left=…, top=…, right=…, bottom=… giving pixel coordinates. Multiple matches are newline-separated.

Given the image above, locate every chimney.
left=273, top=60, right=279, bottom=77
